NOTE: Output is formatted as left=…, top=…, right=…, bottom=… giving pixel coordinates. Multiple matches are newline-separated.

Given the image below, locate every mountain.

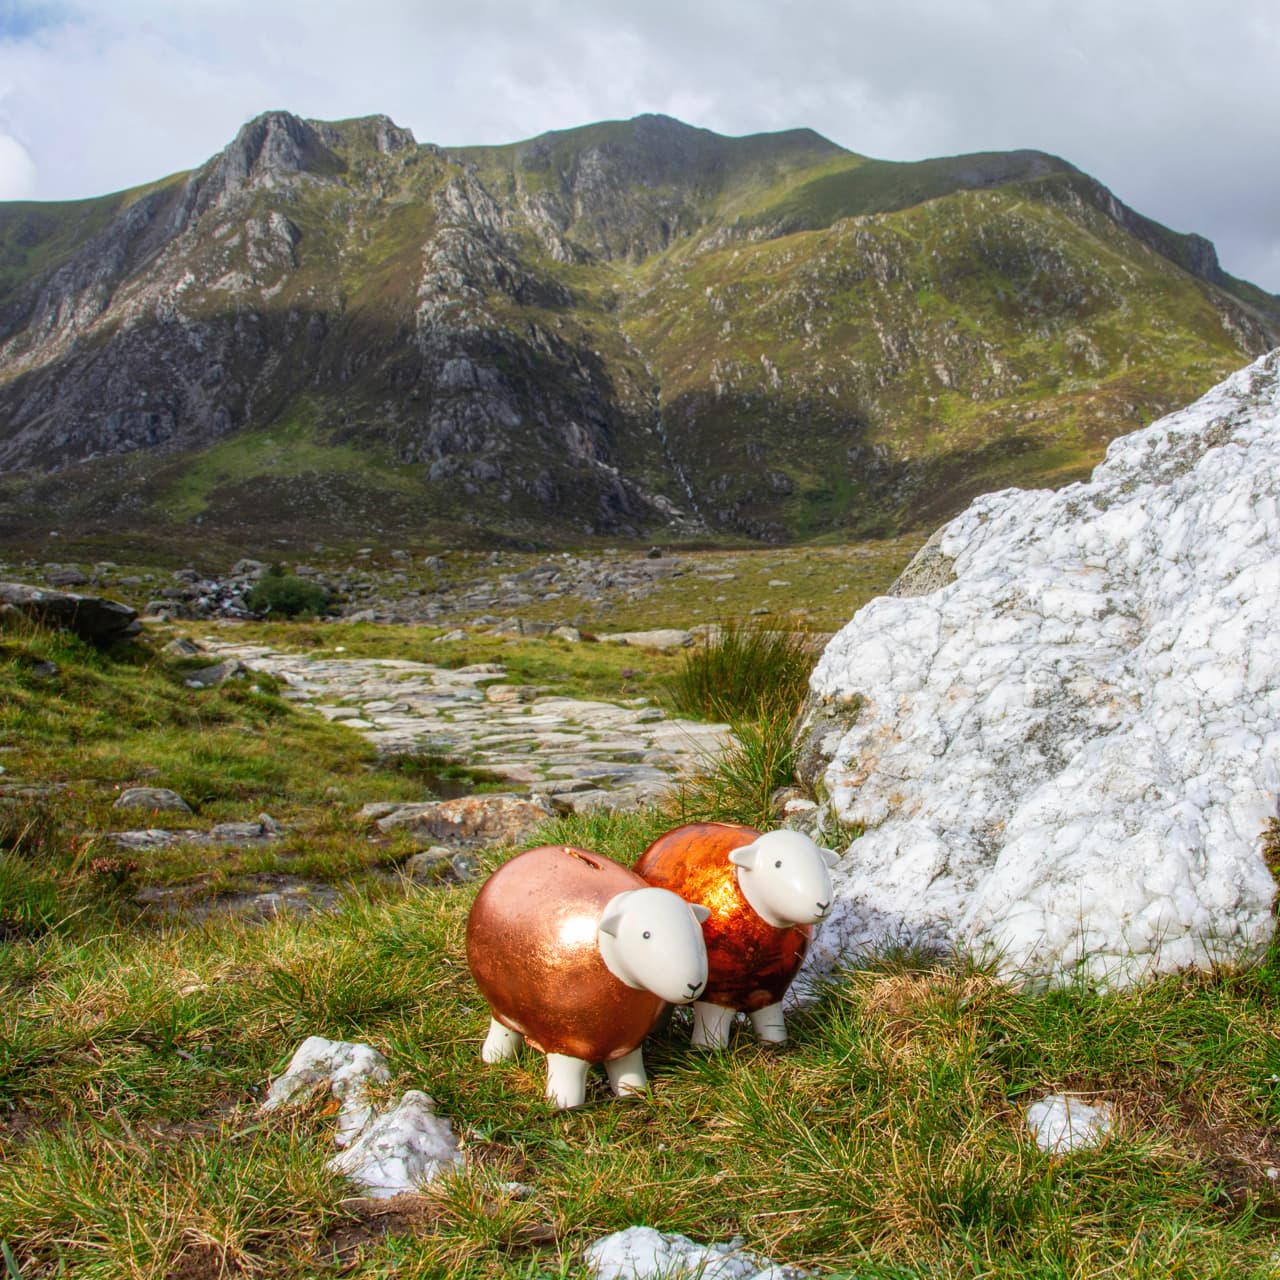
left=0, top=110, right=1275, bottom=552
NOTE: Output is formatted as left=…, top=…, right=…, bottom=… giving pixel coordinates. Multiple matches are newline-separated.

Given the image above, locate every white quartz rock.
left=1025, top=1094, right=1113, bottom=1154
left=584, top=1227, right=804, bottom=1280
left=805, top=350, right=1280, bottom=986
left=325, top=1089, right=463, bottom=1198
left=261, top=1035, right=391, bottom=1146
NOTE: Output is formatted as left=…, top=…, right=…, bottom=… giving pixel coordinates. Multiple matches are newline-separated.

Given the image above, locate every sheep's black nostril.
left=816, top=901, right=830, bottom=914
left=686, top=981, right=703, bottom=997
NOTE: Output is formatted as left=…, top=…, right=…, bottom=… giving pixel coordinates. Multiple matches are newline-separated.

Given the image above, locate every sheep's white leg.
left=691, top=1001, right=735, bottom=1049
left=749, top=1002, right=787, bottom=1044
left=481, top=1018, right=523, bottom=1063
left=544, top=1054, right=591, bottom=1109
left=605, top=1048, right=647, bottom=1097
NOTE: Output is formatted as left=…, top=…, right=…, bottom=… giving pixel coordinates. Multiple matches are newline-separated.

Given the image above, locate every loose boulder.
left=598, top=628, right=694, bottom=649
left=261, top=1036, right=464, bottom=1198
left=584, top=1227, right=804, bottom=1279
left=1024, top=1094, right=1113, bottom=1155
left=373, top=793, right=554, bottom=848
left=0, top=582, right=140, bottom=645
left=183, top=659, right=249, bottom=688
left=262, top=1036, right=391, bottom=1145
left=113, top=787, right=193, bottom=814
left=325, top=1090, right=463, bottom=1198
left=800, top=350, right=1280, bottom=986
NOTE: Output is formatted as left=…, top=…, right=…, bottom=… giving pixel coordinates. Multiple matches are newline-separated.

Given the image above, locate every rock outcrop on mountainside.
left=797, top=350, right=1280, bottom=986
left=0, top=110, right=1276, bottom=548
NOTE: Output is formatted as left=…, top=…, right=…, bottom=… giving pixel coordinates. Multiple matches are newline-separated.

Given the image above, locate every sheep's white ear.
left=690, top=904, right=711, bottom=924
left=598, top=891, right=633, bottom=938
left=728, top=844, right=758, bottom=870
left=820, top=847, right=840, bottom=868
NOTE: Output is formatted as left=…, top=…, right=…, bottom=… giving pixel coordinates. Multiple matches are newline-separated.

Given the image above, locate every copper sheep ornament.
left=635, top=822, right=837, bottom=1048
left=466, top=844, right=710, bottom=1108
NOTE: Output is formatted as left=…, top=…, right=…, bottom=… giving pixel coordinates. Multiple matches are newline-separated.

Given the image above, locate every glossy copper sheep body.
left=635, top=822, right=836, bottom=1048
left=466, top=844, right=709, bottom=1107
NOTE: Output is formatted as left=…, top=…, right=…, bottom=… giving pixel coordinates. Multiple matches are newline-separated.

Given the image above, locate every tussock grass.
left=671, top=707, right=799, bottom=832
left=660, top=619, right=816, bottom=829
left=665, top=619, right=816, bottom=724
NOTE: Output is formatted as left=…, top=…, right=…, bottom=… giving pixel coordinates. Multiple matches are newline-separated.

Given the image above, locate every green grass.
left=223, top=618, right=691, bottom=706
left=1, top=579, right=1277, bottom=1277
left=665, top=619, right=817, bottom=723
left=671, top=709, right=800, bottom=832
left=739, top=151, right=1075, bottom=233
left=0, top=616, right=512, bottom=908
left=0, top=541, right=924, bottom=635
left=2, top=880, right=1277, bottom=1277
left=152, top=401, right=418, bottom=522
left=660, top=617, right=817, bottom=828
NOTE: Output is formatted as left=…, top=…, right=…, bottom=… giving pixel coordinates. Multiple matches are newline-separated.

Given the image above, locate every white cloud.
left=0, top=132, right=36, bottom=199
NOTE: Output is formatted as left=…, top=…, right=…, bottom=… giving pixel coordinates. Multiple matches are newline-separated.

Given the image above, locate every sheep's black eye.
left=642, top=930, right=652, bottom=940
left=774, top=860, right=783, bottom=868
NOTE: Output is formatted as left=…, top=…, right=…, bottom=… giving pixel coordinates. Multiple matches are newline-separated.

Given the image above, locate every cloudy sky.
left=1, top=0, right=1277, bottom=290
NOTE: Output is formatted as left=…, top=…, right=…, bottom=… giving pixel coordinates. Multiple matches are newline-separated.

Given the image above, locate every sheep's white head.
left=728, top=829, right=839, bottom=928
left=597, top=887, right=710, bottom=1004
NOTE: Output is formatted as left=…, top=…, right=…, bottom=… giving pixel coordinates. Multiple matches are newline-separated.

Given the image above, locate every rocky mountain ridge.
left=0, top=109, right=1276, bottom=549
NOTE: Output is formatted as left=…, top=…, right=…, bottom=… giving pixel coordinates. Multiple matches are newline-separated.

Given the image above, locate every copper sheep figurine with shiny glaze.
left=466, top=844, right=709, bottom=1108
left=635, top=822, right=837, bottom=1048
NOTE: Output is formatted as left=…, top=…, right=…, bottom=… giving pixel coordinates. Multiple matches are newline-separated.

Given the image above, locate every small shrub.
left=665, top=619, right=816, bottom=723
left=244, top=565, right=331, bottom=619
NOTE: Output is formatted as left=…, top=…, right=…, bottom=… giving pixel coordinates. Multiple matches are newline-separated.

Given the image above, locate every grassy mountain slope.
left=625, top=169, right=1255, bottom=536
left=0, top=111, right=1275, bottom=551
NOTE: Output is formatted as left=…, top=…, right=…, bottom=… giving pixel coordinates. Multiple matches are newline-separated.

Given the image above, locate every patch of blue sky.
left=0, top=1, right=69, bottom=41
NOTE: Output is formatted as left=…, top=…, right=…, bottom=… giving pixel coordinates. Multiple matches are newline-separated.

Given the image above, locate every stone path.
left=201, top=641, right=732, bottom=814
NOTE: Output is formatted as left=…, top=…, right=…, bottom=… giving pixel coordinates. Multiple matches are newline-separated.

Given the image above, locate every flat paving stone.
left=201, top=640, right=731, bottom=811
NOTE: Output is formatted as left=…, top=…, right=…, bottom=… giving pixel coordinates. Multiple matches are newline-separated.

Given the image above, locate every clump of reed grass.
left=665, top=619, right=816, bottom=724
left=673, top=707, right=800, bottom=832
left=662, top=619, right=818, bottom=829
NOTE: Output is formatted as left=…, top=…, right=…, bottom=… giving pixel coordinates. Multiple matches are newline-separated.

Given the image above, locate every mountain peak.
left=227, top=111, right=331, bottom=178
left=2, top=107, right=1276, bottom=552
left=626, top=112, right=697, bottom=131
left=315, top=113, right=418, bottom=156
left=186, top=110, right=347, bottom=215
